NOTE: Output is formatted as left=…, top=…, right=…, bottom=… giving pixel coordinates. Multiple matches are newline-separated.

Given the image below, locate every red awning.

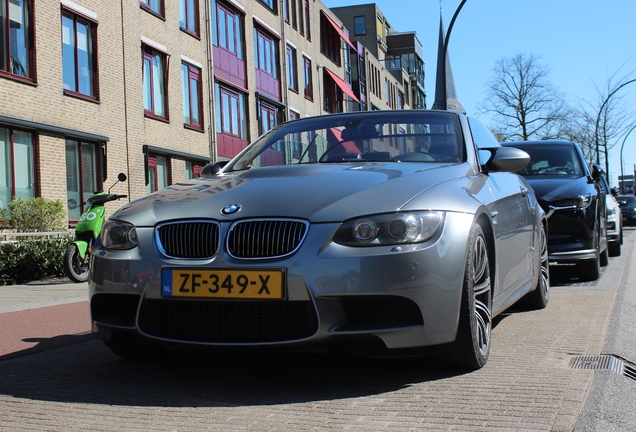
left=321, top=11, right=357, bottom=50
left=324, top=68, right=360, bottom=103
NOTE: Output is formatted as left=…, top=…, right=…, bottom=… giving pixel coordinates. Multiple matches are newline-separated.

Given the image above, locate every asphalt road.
left=0, top=230, right=635, bottom=431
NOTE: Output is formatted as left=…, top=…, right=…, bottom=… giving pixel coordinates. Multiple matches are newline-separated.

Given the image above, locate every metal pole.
left=619, top=124, right=636, bottom=194
left=440, top=0, right=468, bottom=110
left=594, top=78, right=636, bottom=165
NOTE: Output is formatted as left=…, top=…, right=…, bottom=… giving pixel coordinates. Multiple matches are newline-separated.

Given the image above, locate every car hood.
left=524, top=176, right=592, bottom=203
left=113, top=162, right=473, bottom=226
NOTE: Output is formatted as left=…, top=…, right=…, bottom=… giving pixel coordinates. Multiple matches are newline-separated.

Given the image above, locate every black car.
left=502, top=140, right=608, bottom=281
left=617, top=195, right=636, bottom=226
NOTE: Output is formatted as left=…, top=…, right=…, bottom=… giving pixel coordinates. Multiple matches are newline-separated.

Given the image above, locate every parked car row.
left=502, top=140, right=616, bottom=282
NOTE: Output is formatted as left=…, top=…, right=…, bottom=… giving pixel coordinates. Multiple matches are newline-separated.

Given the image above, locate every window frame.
left=0, top=0, right=35, bottom=82
left=254, top=28, right=278, bottom=79
left=140, top=0, right=164, bottom=18
left=142, top=44, right=169, bottom=121
left=0, top=126, right=37, bottom=211
left=286, top=44, right=298, bottom=93
left=179, top=0, right=199, bottom=37
left=257, top=0, right=276, bottom=14
left=65, top=139, right=104, bottom=224
left=216, top=84, right=247, bottom=139
left=353, top=16, right=366, bottom=35
left=303, top=56, right=313, bottom=101
left=61, top=7, right=99, bottom=101
left=182, top=62, right=203, bottom=130
left=147, top=153, right=171, bottom=193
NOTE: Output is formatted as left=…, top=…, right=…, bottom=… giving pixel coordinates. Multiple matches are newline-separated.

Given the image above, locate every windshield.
left=226, top=111, right=464, bottom=172
left=509, top=144, right=584, bottom=177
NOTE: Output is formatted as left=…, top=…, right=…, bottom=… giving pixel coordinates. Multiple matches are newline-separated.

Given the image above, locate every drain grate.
left=570, top=355, right=636, bottom=381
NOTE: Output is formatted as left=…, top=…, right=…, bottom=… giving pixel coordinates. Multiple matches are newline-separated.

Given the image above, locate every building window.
left=182, top=62, right=202, bottom=130
left=283, top=0, right=289, bottom=23
left=254, top=29, right=277, bottom=78
left=65, top=139, right=102, bottom=222
left=259, top=102, right=278, bottom=135
left=353, top=16, right=366, bottom=35
left=376, top=15, right=384, bottom=40
left=180, top=0, right=199, bottom=36
left=257, top=0, right=276, bottom=13
left=0, top=127, right=35, bottom=210
left=323, top=72, right=342, bottom=113
left=303, top=56, right=312, bottom=100
left=303, top=0, right=311, bottom=40
left=286, top=45, right=297, bottom=92
left=186, top=161, right=204, bottom=179
left=143, top=44, right=168, bottom=119
left=147, top=154, right=170, bottom=193
left=290, top=0, right=297, bottom=29
left=215, top=83, right=247, bottom=139
left=62, top=9, right=98, bottom=99
left=213, top=1, right=244, bottom=59
left=297, top=0, right=304, bottom=35
left=320, top=13, right=341, bottom=67
left=140, top=0, right=163, bottom=17
left=0, top=0, right=33, bottom=80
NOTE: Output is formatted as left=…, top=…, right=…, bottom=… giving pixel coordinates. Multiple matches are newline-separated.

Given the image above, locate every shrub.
left=0, top=237, right=72, bottom=285
left=2, top=197, right=66, bottom=232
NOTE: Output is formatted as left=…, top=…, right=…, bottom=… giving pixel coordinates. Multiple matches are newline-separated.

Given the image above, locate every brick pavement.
left=0, top=234, right=634, bottom=431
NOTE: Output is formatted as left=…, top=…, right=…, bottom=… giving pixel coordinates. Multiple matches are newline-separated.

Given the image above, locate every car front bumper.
left=89, top=212, right=474, bottom=353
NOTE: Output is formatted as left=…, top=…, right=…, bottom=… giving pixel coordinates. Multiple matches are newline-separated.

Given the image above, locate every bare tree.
left=479, top=53, right=570, bottom=141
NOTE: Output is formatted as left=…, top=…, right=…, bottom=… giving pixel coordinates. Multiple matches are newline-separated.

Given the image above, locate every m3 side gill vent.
left=569, top=355, right=636, bottom=381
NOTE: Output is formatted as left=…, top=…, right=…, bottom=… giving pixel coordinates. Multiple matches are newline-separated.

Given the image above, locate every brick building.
left=0, top=0, right=425, bottom=225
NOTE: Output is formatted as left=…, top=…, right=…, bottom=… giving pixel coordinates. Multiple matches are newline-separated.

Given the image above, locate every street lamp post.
left=619, top=123, right=636, bottom=194
left=594, top=77, right=636, bottom=165
left=439, top=0, right=468, bottom=110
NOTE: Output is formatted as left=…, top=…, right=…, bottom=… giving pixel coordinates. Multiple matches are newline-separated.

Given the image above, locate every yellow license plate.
left=161, top=269, right=284, bottom=299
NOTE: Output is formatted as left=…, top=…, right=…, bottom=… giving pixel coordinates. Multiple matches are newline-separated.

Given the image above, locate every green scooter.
left=64, top=173, right=127, bottom=283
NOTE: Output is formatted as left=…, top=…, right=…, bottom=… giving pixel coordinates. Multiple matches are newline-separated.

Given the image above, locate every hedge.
left=0, top=237, right=73, bottom=286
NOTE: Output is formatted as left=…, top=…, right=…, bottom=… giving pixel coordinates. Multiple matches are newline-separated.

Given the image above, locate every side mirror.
left=611, top=187, right=619, bottom=197
left=591, top=164, right=603, bottom=181
left=482, top=146, right=530, bottom=173
left=201, top=160, right=229, bottom=176
left=117, top=173, right=127, bottom=182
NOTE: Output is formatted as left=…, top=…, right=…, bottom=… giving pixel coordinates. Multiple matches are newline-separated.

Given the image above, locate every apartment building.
left=0, top=0, right=425, bottom=226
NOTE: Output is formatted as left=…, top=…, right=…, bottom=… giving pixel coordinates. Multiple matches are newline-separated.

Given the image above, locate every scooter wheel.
left=64, top=244, right=90, bottom=283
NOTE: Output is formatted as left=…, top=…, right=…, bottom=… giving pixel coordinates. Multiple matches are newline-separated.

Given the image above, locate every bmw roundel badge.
left=221, top=204, right=241, bottom=215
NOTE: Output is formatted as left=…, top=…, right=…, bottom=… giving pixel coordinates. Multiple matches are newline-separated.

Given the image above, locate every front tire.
left=576, top=256, right=600, bottom=281
left=64, top=243, right=90, bottom=283
left=447, top=224, right=492, bottom=370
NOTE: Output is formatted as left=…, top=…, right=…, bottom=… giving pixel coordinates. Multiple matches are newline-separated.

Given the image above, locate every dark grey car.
left=90, top=110, right=548, bottom=370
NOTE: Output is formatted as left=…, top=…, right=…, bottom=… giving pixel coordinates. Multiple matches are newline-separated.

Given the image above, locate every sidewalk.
left=0, top=280, right=88, bottom=313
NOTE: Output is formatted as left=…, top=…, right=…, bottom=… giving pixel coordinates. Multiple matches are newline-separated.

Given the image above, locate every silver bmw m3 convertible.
left=90, top=110, right=548, bottom=369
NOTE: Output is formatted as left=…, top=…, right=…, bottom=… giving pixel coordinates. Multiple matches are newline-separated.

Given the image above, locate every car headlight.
left=101, top=220, right=139, bottom=249
left=551, top=195, right=592, bottom=209
left=333, top=211, right=444, bottom=246
left=607, top=206, right=618, bottom=217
